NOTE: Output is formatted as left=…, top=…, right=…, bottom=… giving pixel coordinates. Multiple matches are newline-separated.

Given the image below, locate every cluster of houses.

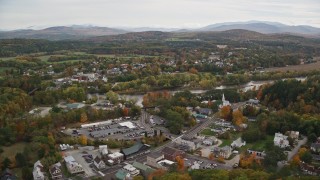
left=32, top=160, right=63, bottom=180
left=273, top=131, right=300, bottom=148
left=300, top=137, right=320, bottom=176
left=115, top=146, right=187, bottom=179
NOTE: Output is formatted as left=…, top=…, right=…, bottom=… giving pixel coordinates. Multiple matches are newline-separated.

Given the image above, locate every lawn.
left=0, top=67, right=16, bottom=73
left=219, top=139, right=233, bottom=147
left=1, top=142, right=27, bottom=159
left=240, top=135, right=274, bottom=152
left=200, top=129, right=215, bottom=136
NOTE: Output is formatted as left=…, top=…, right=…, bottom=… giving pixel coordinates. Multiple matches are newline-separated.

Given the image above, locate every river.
left=90, top=77, right=306, bottom=107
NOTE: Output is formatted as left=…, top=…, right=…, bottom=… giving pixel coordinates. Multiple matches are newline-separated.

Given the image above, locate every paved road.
left=182, top=117, right=216, bottom=139
left=287, top=136, right=307, bottom=161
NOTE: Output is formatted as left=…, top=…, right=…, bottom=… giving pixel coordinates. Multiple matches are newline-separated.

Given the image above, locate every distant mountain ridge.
left=0, top=26, right=127, bottom=40
left=0, top=21, right=319, bottom=40
left=199, top=21, right=320, bottom=35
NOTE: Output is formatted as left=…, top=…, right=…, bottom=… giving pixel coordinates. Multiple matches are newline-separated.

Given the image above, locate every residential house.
left=198, top=108, right=212, bottom=116
left=246, top=99, right=260, bottom=105
left=107, top=152, right=124, bottom=165
left=64, top=156, right=84, bottom=174
left=231, top=137, right=246, bottom=148
left=132, top=161, right=155, bottom=178
left=120, top=141, right=150, bottom=160
left=300, top=162, right=320, bottom=176
left=247, top=149, right=266, bottom=158
left=312, top=154, right=320, bottom=161
left=123, top=164, right=140, bottom=177
left=162, top=147, right=185, bottom=161
left=274, top=133, right=290, bottom=148
left=202, top=137, right=217, bottom=146
left=49, top=162, right=62, bottom=180
left=220, top=146, right=232, bottom=159
left=286, top=131, right=299, bottom=139
left=93, top=156, right=106, bottom=170
left=1, top=168, right=18, bottom=180
left=213, top=146, right=232, bottom=159
left=311, top=143, right=320, bottom=154
left=115, top=169, right=130, bottom=180
left=174, top=137, right=201, bottom=151
left=33, top=160, right=45, bottom=180
left=146, top=152, right=165, bottom=169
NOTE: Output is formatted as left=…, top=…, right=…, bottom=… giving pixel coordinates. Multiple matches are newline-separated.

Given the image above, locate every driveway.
left=287, top=136, right=307, bottom=161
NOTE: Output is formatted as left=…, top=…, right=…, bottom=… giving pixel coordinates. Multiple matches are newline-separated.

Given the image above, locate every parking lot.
left=63, top=117, right=155, bottom=140
left=64, top=149, right=100, bottom=178
left=184, top=154, right=230, bottom=170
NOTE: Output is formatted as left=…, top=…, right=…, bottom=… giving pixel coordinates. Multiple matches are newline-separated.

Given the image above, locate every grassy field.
left=1, top=142, right=27, bottom=159
left=219, top=139, right=233, bottom=147
left=200, top=129, right=216, bottom=136
left=240, top=135, right=273, bottom=152
left=0, top=67, right=16, bottom=73
left=265, top=59, right=320, bottom=72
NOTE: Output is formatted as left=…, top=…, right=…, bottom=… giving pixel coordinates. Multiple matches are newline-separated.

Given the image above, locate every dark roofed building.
left=120, top=141, right=150, bottom=159
left=311, top=143, right=320, bottom=153
left=198, top=108, right=212, bottom=116
left=132, top=161, right=155, bottom=178
left=1, top=169, right=18, bottom=180
left=162, top=147, right=185, bottom=161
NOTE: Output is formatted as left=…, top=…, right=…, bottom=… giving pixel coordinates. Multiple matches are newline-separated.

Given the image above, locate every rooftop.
left=119, top=121, right=136, bottom=129
left=108, top=152, right=124, bottom=159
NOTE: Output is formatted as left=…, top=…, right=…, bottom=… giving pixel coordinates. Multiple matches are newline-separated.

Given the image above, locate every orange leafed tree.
left=189, top=67, right=198, bottom=74
left=232, top=110, right=245, bottom=126
left=220, top=106, right=232, bottom=120
left=79, top=135, right=87, bottom=145
left=176, top=156, right=185, bottom=171
left=209, top=153, right=215, bottom=160
left=80, top=112, right=88, bottom=123
left=123, top=107, right=129, bottom=116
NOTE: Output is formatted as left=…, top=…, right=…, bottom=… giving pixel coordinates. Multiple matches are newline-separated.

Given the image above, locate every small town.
left=1, top=0, right=320, bottom=179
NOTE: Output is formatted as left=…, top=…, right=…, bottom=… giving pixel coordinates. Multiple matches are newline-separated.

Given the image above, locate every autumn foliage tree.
left=176, top=156, right=185, bottom=171
left=79, top=135, right=87, bottom=145
left=232, top=110, right=245, bottom=126
left=122, top=107, right=129, bottom=116
left=147, top=169, right=166, bottom=180
left=80, top=112, right=88, bottom=123
left=209, top=153, right=215, bottom=160
left=220, top=105, right=232, bottom=121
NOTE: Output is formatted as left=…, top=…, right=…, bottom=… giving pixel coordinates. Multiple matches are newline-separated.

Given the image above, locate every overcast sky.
left=0, top=0, right=319, bottom=30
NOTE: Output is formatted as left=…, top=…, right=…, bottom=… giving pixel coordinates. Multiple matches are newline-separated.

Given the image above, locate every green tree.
left=2, top=157, right=12, bottom=170
left=300, top=151, right=312, bottom=163
left=106, top=90, right=119, bottom=104
left=15, top=153, right=26, bottom=167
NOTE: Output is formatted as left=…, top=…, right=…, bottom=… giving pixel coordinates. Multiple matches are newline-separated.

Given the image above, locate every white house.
left=94, top=156, right=106, bottom=170
left=274, top=133, right=290, bottom=148
left=123, top=164, right=140, bottom=176
left=174, top=137, right=200, bottom=151
left=49, top=162, right=63, bottom=180
left=231, top=137, right=246, bottom=148
left=64, top=156, right=84, bottom=174
left=220, top=146, right=232, bottom=159
left=33, top=160, right=45, bottom=180
left=287, top=131, right=299, bottom=139
left=108, top=152, right=124, bottom=164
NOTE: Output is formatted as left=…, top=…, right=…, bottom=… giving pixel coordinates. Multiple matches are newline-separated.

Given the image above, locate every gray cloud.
left=0, top=0, right=319, bottom=30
